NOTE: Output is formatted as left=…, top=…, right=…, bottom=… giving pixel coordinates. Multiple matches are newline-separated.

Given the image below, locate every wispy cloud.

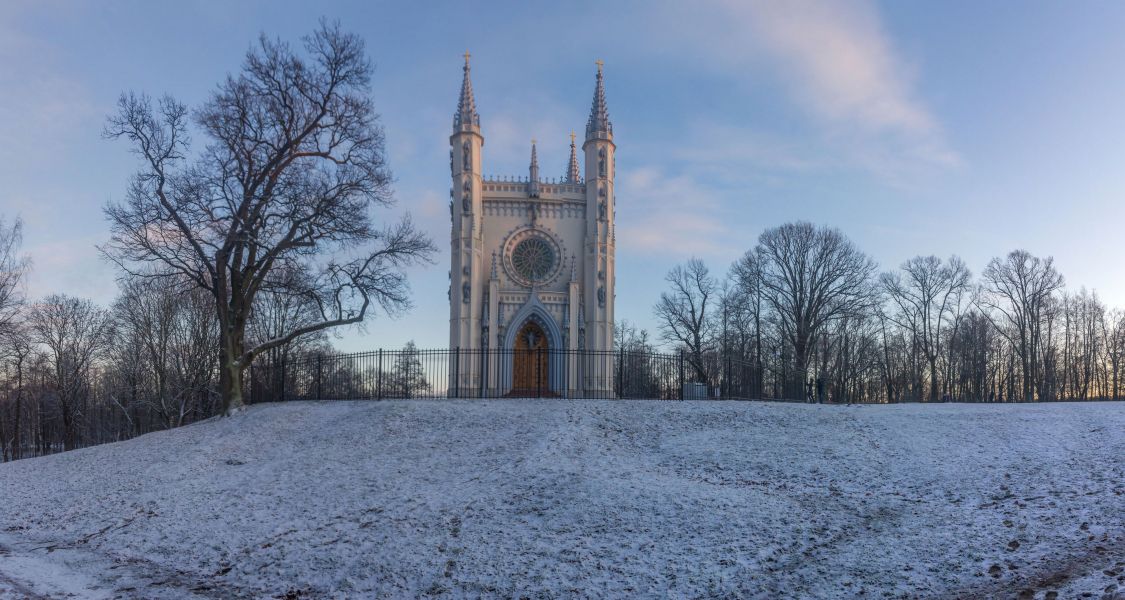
left=651, top=0, right=958, bottom=179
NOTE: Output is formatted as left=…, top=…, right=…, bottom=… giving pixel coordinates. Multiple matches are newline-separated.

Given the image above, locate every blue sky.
left=3, top=1, right=1125, bottom=351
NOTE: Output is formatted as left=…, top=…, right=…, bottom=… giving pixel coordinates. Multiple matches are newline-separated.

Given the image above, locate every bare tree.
left=247, top=267, right=331, bottom=370
left=755, top=222, right=876, bottom=398
left=30, top=295, right=114, bottom=450
left=1105, top=308, right=1125, bottom=400
left=112, top=277, right=219, bottom=429
left=979, top=250, right=1064, bottom=402
left=880, top=255, right=971, bottom=402
left=654, top=259, right=716, bottom=383
left=0, top=326, right=33, bottom=460
left=0, top=218, right=30, bottom=334
left=103, top=23, right=435, bottom=414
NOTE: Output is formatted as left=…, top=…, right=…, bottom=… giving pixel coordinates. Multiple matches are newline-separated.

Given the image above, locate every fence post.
left=280, top=353, right=287, bottom=402
left=617, top=349, right=625, bottom=399
left=316, top=355, right=323, bottom=400
left=479, top=347, right=486, bottom=399
left=536, top=346, right=542, bottom=398
left=725, top=355, right=731, bottom=399
left=453, top=347, right=460, bottom=398
left=377, top=349, right=383, bottom=400
left=678, top=349, right=685, bottom=400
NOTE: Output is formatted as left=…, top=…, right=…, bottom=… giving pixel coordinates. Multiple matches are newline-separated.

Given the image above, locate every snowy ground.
left=0, top=400, right=1123, bottom=599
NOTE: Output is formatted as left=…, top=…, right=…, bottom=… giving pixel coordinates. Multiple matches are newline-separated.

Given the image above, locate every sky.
left=3, top=1, right=1125, bottom=351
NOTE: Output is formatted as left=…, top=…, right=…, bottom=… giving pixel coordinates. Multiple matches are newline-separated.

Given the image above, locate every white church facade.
left=448, top=56, right=615, bottom=396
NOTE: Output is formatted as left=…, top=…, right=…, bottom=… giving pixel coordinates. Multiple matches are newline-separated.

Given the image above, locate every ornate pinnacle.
left=566, top=132, right=581, bottom=183
left=454, top=52, right=480, bottom=129
left=528, top=140, right=540, bottom=198
left=585, top=60, right=612, bottom=139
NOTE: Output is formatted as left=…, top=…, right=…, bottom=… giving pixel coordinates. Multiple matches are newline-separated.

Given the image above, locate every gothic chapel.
left=449, top=55, right=615, bottom=396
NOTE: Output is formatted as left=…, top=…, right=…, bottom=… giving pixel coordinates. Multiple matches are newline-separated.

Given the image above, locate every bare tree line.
left=0, top=212, right=428, bottom=461
left=655, top=221, right=1125, bottom=403
left=0, top=250, right=427, bottom=461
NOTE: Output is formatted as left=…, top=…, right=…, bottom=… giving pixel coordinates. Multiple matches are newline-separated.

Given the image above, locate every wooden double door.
left=511, top=320, right=550, bottom=396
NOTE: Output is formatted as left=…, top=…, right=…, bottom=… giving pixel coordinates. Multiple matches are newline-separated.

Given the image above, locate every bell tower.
left=450, top=52, right=484, bottom=357
left=582, top=61, right=615, bottom=358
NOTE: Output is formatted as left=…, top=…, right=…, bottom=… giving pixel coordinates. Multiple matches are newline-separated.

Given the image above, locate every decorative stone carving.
left=598, top=148, right=607, bottom=178
left=462, top=141, right=471, bottom=171
left=462, top=281, right=471, bottom=304
left=597, top=286, right=606, bottom=307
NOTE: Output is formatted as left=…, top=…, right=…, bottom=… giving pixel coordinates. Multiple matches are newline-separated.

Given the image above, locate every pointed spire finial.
left=528, top=139, right=540, bottom=197
left=586, top=60, right=612, bottom=140
left=454, top=52, right=480, bottom=129
left=566, top=131, right=581, bottom=183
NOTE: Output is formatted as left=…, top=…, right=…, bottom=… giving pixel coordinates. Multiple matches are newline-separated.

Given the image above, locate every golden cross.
left=595, top=59, right=604, bottom=71
left=570, top=131, right=576, bottom=144
left=531, top=138, right=537, bottom=146
left=463, top=51, right=471, bottom=63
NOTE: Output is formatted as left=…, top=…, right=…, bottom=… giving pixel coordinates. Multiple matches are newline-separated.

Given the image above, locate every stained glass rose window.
left=511, top=237, right=555, bottom=283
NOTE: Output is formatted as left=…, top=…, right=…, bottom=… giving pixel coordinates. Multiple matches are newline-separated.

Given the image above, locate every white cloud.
left=741, top=0, right=934, bottom=135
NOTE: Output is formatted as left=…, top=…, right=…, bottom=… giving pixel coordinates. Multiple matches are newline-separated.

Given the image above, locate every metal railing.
left=247, top=347, right=767, bottom=402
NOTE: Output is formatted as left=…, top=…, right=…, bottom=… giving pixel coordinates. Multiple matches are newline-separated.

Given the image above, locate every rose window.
left=511, top=238, right=556, bottom=283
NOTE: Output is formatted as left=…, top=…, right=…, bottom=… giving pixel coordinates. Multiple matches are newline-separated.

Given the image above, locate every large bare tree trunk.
left=219, top=332, right=246, bottom=415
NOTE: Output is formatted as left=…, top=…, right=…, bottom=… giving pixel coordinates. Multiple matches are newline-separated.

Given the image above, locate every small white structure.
left=682, top=383, right=709, bottom=400
left=449, top=55, right=616, bottom=397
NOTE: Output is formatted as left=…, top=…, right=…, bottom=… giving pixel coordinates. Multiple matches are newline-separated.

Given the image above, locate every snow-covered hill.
left=0, top=400, right=1123, bottom=599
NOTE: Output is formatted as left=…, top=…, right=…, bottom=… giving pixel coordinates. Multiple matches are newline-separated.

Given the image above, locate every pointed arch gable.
left=503, top=294, right=562, bottom=351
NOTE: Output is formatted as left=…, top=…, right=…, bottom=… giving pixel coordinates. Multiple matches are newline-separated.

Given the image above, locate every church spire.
left=565, top=132, right=581, bottom=183
left=454, top=51, right=479, bottom=129
left=585, top=60, right=612, bottom=140
left=528, top=139, right=540, bottom=197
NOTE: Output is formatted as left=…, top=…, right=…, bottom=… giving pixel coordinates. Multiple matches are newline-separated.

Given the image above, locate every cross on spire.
left=586, top=60, right=612, bottom=139
left=454, top=52, right=479, bottom=129
left=566, top=131, right=581, bottom=183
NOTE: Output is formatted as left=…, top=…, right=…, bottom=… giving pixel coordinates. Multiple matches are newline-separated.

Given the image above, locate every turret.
left=450, top=52, right=486, bottom=357
left=582, top=61, right=615, bottom=354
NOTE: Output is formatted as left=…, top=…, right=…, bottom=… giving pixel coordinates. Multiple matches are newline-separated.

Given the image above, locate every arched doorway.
left=511, top=319, right=550, bottom=396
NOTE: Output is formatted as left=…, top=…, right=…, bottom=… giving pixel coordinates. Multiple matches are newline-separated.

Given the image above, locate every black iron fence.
left=248, top=348, right=768, bottom=402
